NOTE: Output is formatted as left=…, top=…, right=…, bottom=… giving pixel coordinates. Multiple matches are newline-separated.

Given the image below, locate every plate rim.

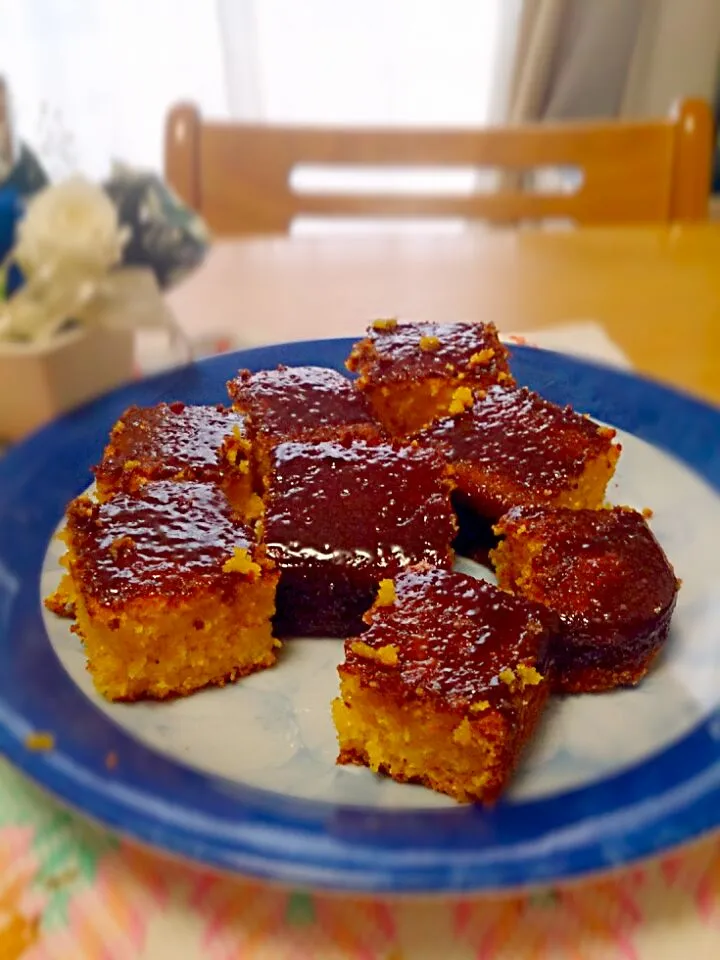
left=0, top=338, right=719, bottom=895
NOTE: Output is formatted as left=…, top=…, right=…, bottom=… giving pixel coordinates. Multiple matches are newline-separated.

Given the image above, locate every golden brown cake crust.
left=417, top=385, right=620, bottom=520
left=346, top=320, right=512, bottom=386
left=493, top=505, right=680, bottom=693
left=93, top=402, right=249, bottom=501
left=66, top=480, right=268, bottom=609
left=228, top=365, right=379, bottom=440
left=342, top=567, right=553, bottom=713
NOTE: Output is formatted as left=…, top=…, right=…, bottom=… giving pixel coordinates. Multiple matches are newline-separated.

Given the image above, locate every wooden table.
left=167, top=224, right=720, bottom=404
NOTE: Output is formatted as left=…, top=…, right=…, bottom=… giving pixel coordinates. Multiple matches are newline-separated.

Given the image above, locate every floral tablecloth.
left=2, top=322, right=719, bottom=959
left=2, top=760, right=720, bottom=960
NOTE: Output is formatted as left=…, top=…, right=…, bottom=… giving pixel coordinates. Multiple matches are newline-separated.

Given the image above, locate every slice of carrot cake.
left=333, top=566, right=554, bottom=804
left=60, top=480, right=279, bottom=702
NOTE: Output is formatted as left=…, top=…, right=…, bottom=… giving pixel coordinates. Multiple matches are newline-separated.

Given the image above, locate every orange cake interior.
left=333, top=671, right=547, bottom=804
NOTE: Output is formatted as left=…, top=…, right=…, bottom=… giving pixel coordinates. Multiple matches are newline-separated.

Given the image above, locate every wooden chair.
left=164, top=99, right=713, bottom=236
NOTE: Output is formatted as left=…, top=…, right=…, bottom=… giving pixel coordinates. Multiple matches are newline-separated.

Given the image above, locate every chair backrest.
left=164, top=99, right=713, bottom=236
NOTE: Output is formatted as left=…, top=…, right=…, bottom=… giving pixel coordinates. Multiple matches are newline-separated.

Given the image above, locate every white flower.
left=14, top=175, right=128, bottom=277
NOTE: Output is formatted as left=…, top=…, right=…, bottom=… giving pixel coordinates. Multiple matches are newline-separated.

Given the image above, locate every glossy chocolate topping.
left=420, top=385, right=616, bottom=498
left=343, top=566, right=552, bottom=710
left=228, top=365, right=376, bottom=438
left=349, top=321, right=511, bottom=384
left=95, top=403, right=244, bottom=484
left=264, top=438, right=456, bottom=576
left=67, top=481, right=255, bottom=607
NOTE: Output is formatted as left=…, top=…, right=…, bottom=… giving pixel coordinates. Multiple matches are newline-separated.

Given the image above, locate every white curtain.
left=0, top=0, right=514, bottom=182
left=0, top=0, right=231, bottom=181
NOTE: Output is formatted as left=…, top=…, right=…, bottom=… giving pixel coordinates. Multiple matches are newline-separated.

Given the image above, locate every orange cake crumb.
left=350, top=640, right=400, bottom=666
left=333, top=566, right=554, bottom=804
left=493, top=505, right=680, bottom=693
left=375, top=578, right=396, bottom=607
left=222, top=547, right=262, bottom=578
left=469, top=349, right=495, bottom=367
left=44, top=572, right=76, bottom=619
left=25, top=732, right=55, bottom=752
left=59, top=480, right=279, bottom=702
left=346, top=321, right=514, bottom=436
left=448, top=385, right=474, bottom=415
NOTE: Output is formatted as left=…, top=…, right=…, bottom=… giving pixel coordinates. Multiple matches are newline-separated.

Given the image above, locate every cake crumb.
left=375, top=579, right=396, bottom=607
left=109, top=535, right=135, bottom=561
left=350, top=640, right=399, bottom=667
left=222, top=547, right=262, bottom=579
left=225, top=425, right=250, bottom=469
left=25, top=732, right=55, bottom=752
left=105, top=751, right=118, bottom=770
left=448, top=386, right=474, bottom=415
left=419, top=335, right=440, bottom=352
left=452, top=717, right=474, bottom=746
left=517, top=663, right=543, bottom=687
left=470, top=700, right=490, bottom=713
left=642, top=507, right=653, bottom=519
left=246, top=494, right=265, bottom=519
left=468, top=349, right=495, bottom=367
left=499, top=667, right=516, bottom=688
left=122, top=459, right=141, bottom=471
left=372, top=318, right=398, bottom=332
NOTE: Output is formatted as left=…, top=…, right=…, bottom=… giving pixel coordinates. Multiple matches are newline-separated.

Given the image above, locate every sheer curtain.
left=0, top=0, right=514, bottom=181
left=0, top=0, right=229, bottom=181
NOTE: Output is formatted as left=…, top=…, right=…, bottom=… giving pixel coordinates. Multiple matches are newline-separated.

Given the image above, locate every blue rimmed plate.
left=1, top=338, right=719, bottom=895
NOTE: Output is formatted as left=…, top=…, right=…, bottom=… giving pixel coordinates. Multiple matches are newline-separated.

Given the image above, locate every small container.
left=0, top=324, right=134, bottom=442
